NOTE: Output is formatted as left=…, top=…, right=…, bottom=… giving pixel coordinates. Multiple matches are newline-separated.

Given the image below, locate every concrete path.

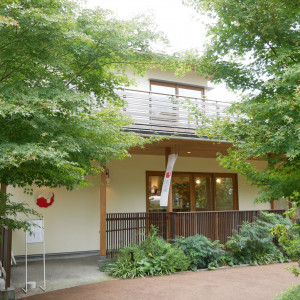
left=25, top=262, right=299, bottom=300
left=12, top=255, right=115, bottom=299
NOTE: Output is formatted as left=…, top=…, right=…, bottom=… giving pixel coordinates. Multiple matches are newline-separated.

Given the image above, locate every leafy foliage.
left=0, top=0, right=171, bottom=191
left=226, top=212, right=292, bottom=265
left=0, top=192, right=41, bottom=232
left=270, top=209, right=300, bottom=277
left=184, top=0, right=300, bottom=204
left=0, top=0, right=179, bottom=232
left=274, top=284, right=300, bottom=300
left=106, top=226, right=189, bottom=278
left=173, top=234, right=232, bottom=270
left=106, top=213, right=299, bottom=278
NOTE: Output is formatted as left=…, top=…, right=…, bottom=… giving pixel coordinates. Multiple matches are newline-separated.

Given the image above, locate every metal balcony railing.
left=115, top=88, right=232, bottom=137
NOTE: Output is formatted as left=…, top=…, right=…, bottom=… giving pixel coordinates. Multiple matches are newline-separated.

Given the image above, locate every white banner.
left=160, top=154, right=178, bottom=207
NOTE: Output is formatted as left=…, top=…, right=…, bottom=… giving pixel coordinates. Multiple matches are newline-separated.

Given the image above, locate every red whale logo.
left=37, top=193, right=54, bottom=208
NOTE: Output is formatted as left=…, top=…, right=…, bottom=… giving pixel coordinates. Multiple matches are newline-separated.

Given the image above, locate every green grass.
left=274, top=285, right=300, bottom=300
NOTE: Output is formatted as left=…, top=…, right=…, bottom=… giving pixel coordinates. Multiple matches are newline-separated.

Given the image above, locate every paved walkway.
left=25, top=262, right=299, bottom=300
left=12, top=255, right=115, bottom=299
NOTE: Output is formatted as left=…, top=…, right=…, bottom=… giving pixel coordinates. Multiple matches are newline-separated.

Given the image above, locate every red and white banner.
left=160, top=154, right=178, bottom=207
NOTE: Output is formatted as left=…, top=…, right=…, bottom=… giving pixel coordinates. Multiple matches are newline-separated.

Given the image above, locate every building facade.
left=10, top=69, right=283, bottom=258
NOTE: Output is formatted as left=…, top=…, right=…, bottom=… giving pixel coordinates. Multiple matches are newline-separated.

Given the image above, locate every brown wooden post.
left=100, top=167, right=107, bottom=258
left=271, top=200, right=277, bottom=209
left=288, top=197, right=293, bottom=209
left=1, top=184, right=7, bottom=194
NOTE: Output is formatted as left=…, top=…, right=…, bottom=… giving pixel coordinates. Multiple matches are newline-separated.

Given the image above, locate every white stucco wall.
left=10, top=176, right=100, bottom=256
left=108, top=154, right=270, bottom=213
left=10, top=154, right=270, bottom=256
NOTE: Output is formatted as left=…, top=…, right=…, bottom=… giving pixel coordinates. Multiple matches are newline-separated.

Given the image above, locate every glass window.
left=150, top=84, right=176, bottom=95
left=195, top=176, right=212, bottom=211
left=150, top=82, right=178, bottom=124
left=172, top=175, right=190, bottom=211
left=148, top=175, right=164, bottom=212
left=150, top=81, right=204, bottom=98
left=215, top=177, right=234, bottom=210
left=147, top=172, right=237, bottom=212
left=178, top=87, right=203, bottom=98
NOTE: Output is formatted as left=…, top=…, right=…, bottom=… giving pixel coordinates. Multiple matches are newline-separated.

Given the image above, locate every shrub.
left=173, top=234, right=232, bottom=270
left=271, top=209, right=300, bottom=277
left=226, top=212, right=292, bottom=265
left=106, top=226, right=190, bottom=278
left=274, top=285, right=300, bottom=300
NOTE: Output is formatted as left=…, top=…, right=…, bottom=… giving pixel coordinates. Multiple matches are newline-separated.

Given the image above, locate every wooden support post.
left=100, top=167, right=107, bottom=258
left=288, top=197, right=293, bottom=209
left=271, top=200, right=277, bottom=210
left=1, top=184, right=7, bottom=194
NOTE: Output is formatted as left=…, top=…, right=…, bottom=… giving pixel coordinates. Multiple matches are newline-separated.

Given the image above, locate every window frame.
left=146, top=171, right=239, bottom=212
left=150, top=80, right=205, bottom=97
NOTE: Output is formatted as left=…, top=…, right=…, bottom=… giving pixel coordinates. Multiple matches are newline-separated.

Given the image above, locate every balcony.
left=116, top=88, right=232, bottom=137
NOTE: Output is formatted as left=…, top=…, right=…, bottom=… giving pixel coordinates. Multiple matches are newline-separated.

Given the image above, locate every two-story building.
left=10, top=68, right=286, bottom=259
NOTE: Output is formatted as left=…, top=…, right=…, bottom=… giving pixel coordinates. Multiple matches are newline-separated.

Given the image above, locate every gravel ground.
left=25, top=262, right=300, bottom=300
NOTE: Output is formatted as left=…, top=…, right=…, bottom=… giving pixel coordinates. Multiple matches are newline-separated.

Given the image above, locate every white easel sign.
left=22, top=219, right=46, bottom=294
left=26, top=220, right=44, bottom=244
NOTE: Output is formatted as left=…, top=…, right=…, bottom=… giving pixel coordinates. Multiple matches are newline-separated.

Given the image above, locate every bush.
left=274, top=285, right=300, bottom=300
left=106, top=226, right=190, bottom=278
left=226, top=212, right=292, bottom=265
left=271, top=209, right=300, bottom=278
left=173, top=234, right=232, bottom=270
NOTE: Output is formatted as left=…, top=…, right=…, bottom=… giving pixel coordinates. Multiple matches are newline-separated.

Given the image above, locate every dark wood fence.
left=106, top=210, right=285, bottom=258
left=106, top=212, right=168, bottom=258
left=0, top=226, right=12, bottom=289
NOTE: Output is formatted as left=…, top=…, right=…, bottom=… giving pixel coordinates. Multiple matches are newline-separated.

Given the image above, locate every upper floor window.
left=150, top=80, right=204, bottom=99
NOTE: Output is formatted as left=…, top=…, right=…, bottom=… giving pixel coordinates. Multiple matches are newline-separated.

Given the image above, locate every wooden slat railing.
left=115, top=88, right=232, bottom=136
left=106, top=210, right=285, bottom=258
left=106, top=212, right=168, bottom=258
left=0, top=226, right=12, bottom=289
left=170, top=210, right=285, bottom=244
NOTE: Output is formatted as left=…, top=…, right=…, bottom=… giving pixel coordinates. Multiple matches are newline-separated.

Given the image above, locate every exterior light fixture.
left=216, top=178, right=222, bottom=184
left=196, top=179, right=201, bottom=185
left=187, top=151, right=191, bottom=154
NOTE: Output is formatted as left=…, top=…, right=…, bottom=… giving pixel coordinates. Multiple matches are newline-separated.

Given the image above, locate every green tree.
left=0, top=0, right=169, bottom=229
left=185, top=0, right=300, bottom=205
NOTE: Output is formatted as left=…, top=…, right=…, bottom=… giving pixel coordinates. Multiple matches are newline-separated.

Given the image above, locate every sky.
left=85, top=0, right=237, bottom=101
left=85, top=0, right=208, bottom=53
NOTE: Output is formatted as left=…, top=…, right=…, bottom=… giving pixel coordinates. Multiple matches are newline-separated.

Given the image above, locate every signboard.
left=160, top=154, right=178, bottom=207
left=22, top=219, right=46, bottom=294
left=26, top=220, right=44, bottom=244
